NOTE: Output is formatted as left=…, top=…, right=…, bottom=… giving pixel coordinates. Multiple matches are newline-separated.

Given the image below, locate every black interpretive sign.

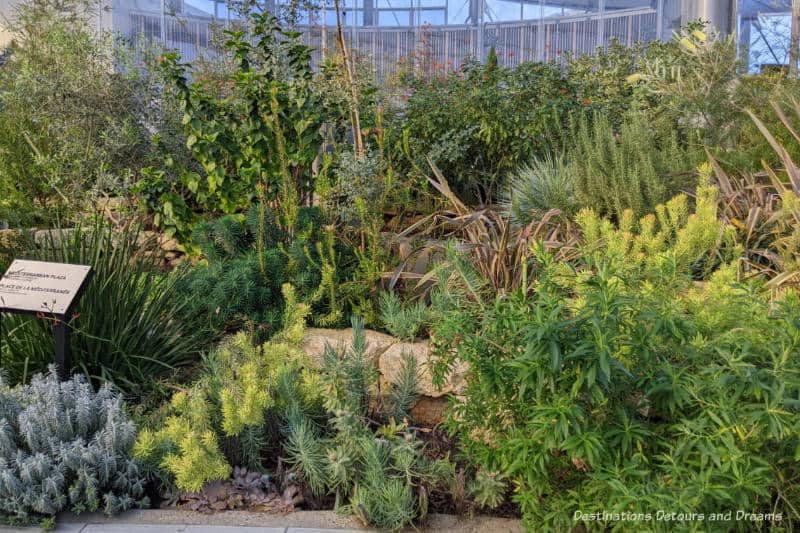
left=0, top=260, right=93, bottom=379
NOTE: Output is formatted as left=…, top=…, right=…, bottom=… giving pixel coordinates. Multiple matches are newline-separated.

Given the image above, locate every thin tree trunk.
left=333, top=0, right=365, bottom=158
left=791, top=0, right=800, bottom=77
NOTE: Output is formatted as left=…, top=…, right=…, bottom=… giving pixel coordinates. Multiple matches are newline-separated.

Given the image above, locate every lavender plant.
left=0, top=367, right=148, bottom=520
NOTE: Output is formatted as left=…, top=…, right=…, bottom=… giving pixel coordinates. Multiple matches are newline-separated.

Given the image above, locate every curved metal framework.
left=110, top=0, right=794, bottom=74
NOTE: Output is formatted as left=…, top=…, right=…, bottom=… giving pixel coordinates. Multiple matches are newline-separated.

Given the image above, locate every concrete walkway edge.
left=0, top=510, right=523, bottom=533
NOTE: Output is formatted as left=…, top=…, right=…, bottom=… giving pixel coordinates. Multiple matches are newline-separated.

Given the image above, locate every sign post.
left=0, top=260, right=92, bottom=380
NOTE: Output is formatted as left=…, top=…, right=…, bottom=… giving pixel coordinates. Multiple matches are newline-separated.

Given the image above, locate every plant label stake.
left=0, top=260, right=92, bottom=380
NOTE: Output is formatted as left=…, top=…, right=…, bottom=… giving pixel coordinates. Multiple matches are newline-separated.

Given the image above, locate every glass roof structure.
left=0, top=0, right=784, bottom=75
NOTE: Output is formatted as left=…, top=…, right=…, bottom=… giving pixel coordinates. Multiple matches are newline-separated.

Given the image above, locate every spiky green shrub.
left=569, top=108, right=697, bottom=221
left=430, top=187, right=800, bottom=532
left=178, top=204, right=363, bottom=335
left=0, top=220, right=210, bottom=395
left=282, top=318, right=454, bottom=530
left=378, top=291, right=428, bottom=342
left=501, top=153, right=577, bottom=226
left=0, top=367, right=148, bottom=521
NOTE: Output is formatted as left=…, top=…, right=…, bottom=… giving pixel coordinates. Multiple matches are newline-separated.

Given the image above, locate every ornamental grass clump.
left=0, top=219, right=210, bottom=396
left=0, top=367, right=147, bottom=521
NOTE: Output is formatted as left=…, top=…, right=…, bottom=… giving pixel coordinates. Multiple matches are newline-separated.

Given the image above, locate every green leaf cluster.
left=135, top=11, right=324, bottom=242
left=431, top=186, right=800, bottom=531
left=379, top=291, right=428, bottom=342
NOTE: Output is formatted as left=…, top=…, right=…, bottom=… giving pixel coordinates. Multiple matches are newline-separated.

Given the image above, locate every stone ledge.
left=0, top=228, right=185, bottom=268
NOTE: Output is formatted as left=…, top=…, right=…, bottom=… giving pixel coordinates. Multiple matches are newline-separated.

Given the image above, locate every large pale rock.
left=378, top=341, right=467, bottom=398
left=301, top=328, right=398, bottom=368
left=301, top=328, right=469, bottom=425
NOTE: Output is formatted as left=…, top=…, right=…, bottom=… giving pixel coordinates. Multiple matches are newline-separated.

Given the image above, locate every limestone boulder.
left=378, top=341, right=467, bottom=398
left=301, top=328, right=398, bottom=369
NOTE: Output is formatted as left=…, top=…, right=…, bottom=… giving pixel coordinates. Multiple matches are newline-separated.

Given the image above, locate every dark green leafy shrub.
left=431, top=195, right=800, bottom=530
left=565, top=37, right=677, bottom=125
left=0, top=220, right=209, bottom=396
left=396, top=58, right=576, bottom=203
left=0, top=367, right=148, bottom=520
left=137, top=10, right=324, bottom=242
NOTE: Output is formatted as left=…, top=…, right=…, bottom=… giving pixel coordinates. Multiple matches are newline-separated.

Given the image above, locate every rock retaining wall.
left=0, top=228, right=185, bottom=269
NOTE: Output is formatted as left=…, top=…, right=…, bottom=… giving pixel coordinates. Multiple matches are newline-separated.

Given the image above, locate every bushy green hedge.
left=396, top=55, right=576, bottom=203
left=431, top=187, right=800, bottom=531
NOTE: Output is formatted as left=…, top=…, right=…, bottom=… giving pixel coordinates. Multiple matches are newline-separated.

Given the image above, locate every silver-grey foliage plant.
left=0, top=367, right=148, bottom=519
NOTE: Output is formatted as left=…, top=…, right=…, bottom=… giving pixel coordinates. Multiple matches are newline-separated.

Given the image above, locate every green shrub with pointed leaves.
left=176, top=204, right=365, bottom=336
left=430, top=187, right=800, bottom=531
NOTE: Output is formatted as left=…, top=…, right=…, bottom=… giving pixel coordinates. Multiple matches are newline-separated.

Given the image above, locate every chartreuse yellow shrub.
left=575, top=180, right=725, bottom=277
left=134, top=284, right=320, bottom=492
left=133, top=392, right=231, bottom=492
